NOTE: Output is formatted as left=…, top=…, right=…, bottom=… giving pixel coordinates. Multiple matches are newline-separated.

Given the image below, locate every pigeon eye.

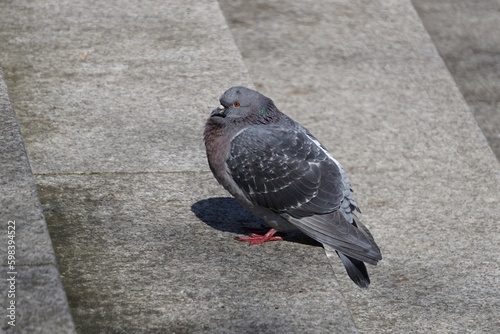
left=233, top=101, right=240, bottom=108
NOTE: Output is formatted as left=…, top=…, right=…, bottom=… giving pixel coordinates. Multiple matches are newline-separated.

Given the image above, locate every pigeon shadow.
left=191, top=197, right=321, bottom=247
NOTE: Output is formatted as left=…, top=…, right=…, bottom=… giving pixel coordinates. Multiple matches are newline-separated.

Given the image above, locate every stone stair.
left=1, top=0, right=499, bottom=333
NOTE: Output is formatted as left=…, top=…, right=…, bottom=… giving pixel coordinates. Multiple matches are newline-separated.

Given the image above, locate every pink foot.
left=237, top=228, right=283, bottom=245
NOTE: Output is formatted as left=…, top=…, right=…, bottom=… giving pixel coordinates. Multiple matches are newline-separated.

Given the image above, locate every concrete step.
left=413, top=0, right=500, bottom=161
left=0, top=69, right=75, bottom=333
left=219, top=0, right=500, bottom=332
left=0, top=0, right=358, bottom=332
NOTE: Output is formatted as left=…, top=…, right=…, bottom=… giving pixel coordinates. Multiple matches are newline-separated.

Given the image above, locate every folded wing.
left=227, top=125, right=381, bottom=263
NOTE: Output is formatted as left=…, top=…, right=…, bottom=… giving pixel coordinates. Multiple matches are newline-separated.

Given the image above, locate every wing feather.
left=227, top=125, right=344, bottom=215
left=227, top=124, right=381, bottom=263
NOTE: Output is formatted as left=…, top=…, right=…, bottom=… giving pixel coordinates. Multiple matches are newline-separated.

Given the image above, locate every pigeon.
left=204, top=86, right=382, bottom=288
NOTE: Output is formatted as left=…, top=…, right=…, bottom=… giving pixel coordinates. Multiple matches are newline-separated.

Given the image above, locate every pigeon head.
left=208, top=86, right=280, bottom=125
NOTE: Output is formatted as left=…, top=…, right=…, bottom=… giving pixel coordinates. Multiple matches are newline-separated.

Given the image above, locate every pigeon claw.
left=237, top=228, right=283, bottom=245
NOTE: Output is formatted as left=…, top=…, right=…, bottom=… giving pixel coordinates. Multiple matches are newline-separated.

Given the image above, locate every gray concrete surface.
left=219, top=0, right=500, bottom=332
left=0, top=69, right=75, bottom=333
left=2, top=0, right=500, bottom=332
left=413, top=0, right=500, bottom=161
left=0, top=0, right=358, bottom=332
left=38, top=174, right=356, bottom=333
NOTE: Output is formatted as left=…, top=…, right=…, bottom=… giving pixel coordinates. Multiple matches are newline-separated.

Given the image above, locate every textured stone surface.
left=219, top=0, right=500, bottom=332
left=0, top=0, right=358, bottom=332
left=3, top=0, right=500, bottom=332
left=0, top=70, right=56, bottom=266
left=0, top=0, right=251, bottom=174
left=413, top=0, right=500, bottom=160
left=0, top=266, right=75, bottom=333
left=37, top=173, right=357, bottom=333
left=0, top=68, right=75, bottom=333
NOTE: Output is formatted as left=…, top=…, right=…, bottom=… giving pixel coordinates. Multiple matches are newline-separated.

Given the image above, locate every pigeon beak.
left=210, top=105, right=226, bottom=118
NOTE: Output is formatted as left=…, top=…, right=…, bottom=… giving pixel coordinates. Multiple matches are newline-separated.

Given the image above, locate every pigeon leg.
left=237, top=228, right=283, bottom=245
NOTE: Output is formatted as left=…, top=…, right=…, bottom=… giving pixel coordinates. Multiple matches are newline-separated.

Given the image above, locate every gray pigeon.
left=204, top=86, right=382, bottom=288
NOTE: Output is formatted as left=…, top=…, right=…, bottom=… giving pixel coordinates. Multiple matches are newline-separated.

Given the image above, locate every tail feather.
left=337, top=252, right=370, bottom=288
left=324, top=245, right=371, bottom=288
